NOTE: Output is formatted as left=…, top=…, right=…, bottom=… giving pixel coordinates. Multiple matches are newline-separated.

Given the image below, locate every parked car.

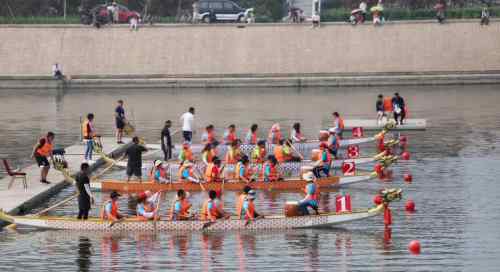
left=92, top=3, right=140, bottom=24
left=198, top=0, right=253, bottom=23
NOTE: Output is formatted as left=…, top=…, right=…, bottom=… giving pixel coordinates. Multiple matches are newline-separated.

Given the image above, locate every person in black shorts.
left=115, top=100, right=126, bottom=144
left=161, top=120, right=173, bottom=161
left=125, top=136, right=148, bottom=182
left=32, top=132, right=55, bottom=184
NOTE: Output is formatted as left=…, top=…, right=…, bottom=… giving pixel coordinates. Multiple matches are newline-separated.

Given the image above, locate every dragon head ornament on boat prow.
left=380, top=188, right=403, bottom=204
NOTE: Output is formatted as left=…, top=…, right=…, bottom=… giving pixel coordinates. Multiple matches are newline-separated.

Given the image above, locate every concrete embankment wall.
left=0, top=20, right=500, bottom=86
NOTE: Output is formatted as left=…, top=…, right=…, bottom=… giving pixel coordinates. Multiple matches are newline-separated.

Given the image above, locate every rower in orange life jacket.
left=262, top=155, right=280, bottom=182
left=150, top=160, right=169, bottom=183
left=200, top=190, right=228, bottom=221
left=223, top=124, right=237, bottom=145
left=178, top=161, right=200, bottom=183
left=268, top=123, right=282, bottom=144
left=205, top=158, right=223, bottom=182
left=245, top=124, right=259, bottom=145
left=291, top=122, right=306, bottom=143
left=297, top=172, right=320, bottom=215
left=201, top=143, right=217, bottom=165
left=251, top=140, right=267, bottom=164
left=101, top=191, right=124, bottom=221
left=170, top=189, right=192, bottom=220
left=178, top=142, right=194, bottom=162
left=201, top=124, right=218, bottom=146
left=236, top=186, right=253, bottom=219
left=273, top=139, right=286, bottom=163
left=225, top=140, right=242, bottom=164
left=332, top=112, right=345, bottom=138
left=236, top=155, right=253, bottom=183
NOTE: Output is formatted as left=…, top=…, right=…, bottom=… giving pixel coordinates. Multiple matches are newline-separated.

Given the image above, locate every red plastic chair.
left=2, top=159, right=27, bottom=190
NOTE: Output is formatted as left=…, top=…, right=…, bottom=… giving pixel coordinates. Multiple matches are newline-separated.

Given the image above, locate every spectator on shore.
left=52, top=63, right=64, bottom=80
left=192, top=1, right=200, bottom=24
left=376, top=94, right=385, bottom=125
left=434, top=0, right=446, bottom=24
left=371, top=0, right=384, bottom=26
left=180, top=107, right=195, bottom=143
left=129, top=16, right=138, bottom=31
left=312, top=11, right=320, bottom=28
left=112, top=2, right=119, bottom=23
left=481, top=7, right=490, bottom=26
left=392, top=92, right=406, bottom=125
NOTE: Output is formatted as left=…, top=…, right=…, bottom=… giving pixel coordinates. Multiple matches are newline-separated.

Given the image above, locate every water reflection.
left=77, top=236, right=92, bottom=272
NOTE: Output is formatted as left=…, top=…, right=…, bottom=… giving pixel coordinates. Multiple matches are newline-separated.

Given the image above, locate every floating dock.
left=0, top=137, right=128, bottom=215
left=344, top=119, right=427, bottom=131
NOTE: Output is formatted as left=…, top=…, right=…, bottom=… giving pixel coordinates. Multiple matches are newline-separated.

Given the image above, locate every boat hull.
left=92, top=172, right=377, bottom=193
left=0, top=205, right=383, bottom=231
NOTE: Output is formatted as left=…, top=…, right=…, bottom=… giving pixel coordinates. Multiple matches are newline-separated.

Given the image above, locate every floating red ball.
left=401, top=151, right=411, bottom=160
left=374, top=163, right=383, bottom=174
left=405, top=199, right=416, bottom=212
left=404, top=173, right=413, bottom=182
left=399, top=135, right=408, bottom=144
left=408, top=240, right=421, bottom=254
left=373, top=195, right=383, bottom=205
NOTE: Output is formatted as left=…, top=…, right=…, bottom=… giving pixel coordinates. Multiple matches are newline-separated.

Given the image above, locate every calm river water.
left=1, top=85, right=500, bottom=271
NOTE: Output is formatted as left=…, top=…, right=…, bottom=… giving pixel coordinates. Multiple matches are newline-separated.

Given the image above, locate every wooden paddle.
left=286, top=139, right=304, bottom=160
left=153, top=191, right=162, bottom=232
left=36, top=193, right=78, bottom=216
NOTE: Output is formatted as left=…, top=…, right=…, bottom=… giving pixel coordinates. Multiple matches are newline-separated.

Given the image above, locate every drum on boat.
left=285, top=201, right=301, bottom=217
left=311, top=149, right=320, bottom=161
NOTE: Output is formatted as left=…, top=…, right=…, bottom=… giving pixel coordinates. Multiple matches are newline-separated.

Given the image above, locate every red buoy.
left=408, top=240, right=421, bottom=254
left=373, top=195, right=383, bottom=205
left=404, top=173, right=413, bottom=182
left=374, top=163, right=383, bottom=174
left=399, top=135, right=408, bottom=145
left=401, top=151, right=411, bottom=160
left=405, top=199, right=416, bottom=212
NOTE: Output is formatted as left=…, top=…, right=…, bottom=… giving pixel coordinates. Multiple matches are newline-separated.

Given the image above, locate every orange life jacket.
left=383, top=98, right=393, bottom=112
left=334, top=117, right=345, bottom=130
left=150, top=166, right=167, bottom=182
left=224, top=131, right=237, bottom=144
left=252, top=146, right=266, bottom=163
left=179, top=148, right=193, bottom=162
left=243, top=200, right=255, bottom=220
left=82, top=120, right=95, bottom=139
left=200, top=199, right=219, bottom=221
left=170, top=199, right=191, bottom=220
left=202, top=150, right=215, bottom=164
left=205, top=163, right=221, bottom=182
left=274, top=145, right=285, bottom=163
left=100, top=200, right=119, bottom=219
left=36, top=137, right=53, bottom=157
left=247, top=131, right=257, bottom=145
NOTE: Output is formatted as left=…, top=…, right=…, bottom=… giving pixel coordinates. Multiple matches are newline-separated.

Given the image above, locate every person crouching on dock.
left=32, top=131, right=55, bottom=184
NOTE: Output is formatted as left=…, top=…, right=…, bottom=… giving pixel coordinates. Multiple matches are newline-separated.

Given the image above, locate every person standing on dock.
left=115, top=100, right=126, bottom=144
left=125, top=136, right=148, bottom=182
left=180, top=107, right=195, bottom=143
left=161, top=120, right=173, bottom=161
left=76, top=163, right=94, bottom=220
left=31, top=132, right=55, bottom=184
left=245, top=124, right=259, bottom=145
left=376, top=94, right=385, bottom=125
left=332, top=112, right=345, bottom=138
left=82, top=113, right=97, bottom=162
left=392, top=92, right=406, bottom=125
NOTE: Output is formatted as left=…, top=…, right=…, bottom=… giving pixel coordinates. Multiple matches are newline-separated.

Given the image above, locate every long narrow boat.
left=0, top=206, right=381, bottom=231
left=0, top=189, right=402, bottom=231
left=102, top=152, right=385, bottom=173
left=144, top=129, right=390, bottom=158
left=92, top=171, right=379, bottom=193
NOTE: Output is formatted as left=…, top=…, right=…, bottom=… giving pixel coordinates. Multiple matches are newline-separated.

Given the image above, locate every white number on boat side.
left=342, top=162, right=356, bottom=176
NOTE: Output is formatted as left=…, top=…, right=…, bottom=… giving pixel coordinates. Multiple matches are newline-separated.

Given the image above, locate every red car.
left=94, top=4, right=140, bottom=23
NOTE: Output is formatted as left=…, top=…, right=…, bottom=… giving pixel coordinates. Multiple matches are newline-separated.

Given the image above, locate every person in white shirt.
left=180, top=107, right=195, bottom=143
